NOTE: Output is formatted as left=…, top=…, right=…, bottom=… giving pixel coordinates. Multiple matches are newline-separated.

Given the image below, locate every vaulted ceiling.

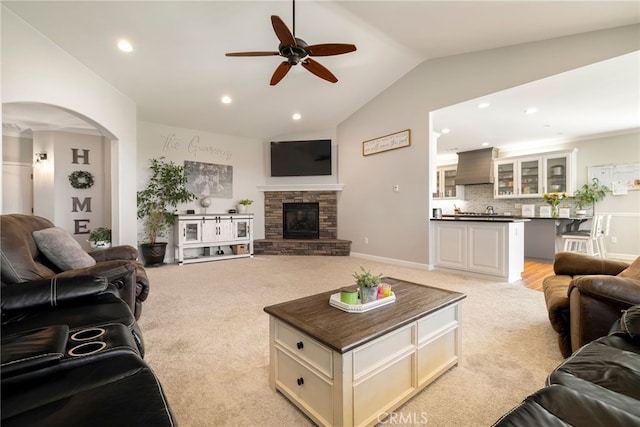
left=3, top=1, right=639, bottom=155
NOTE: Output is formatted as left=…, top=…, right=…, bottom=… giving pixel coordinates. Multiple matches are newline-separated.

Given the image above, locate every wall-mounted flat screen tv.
left=270, top=139, right=332, bottom=177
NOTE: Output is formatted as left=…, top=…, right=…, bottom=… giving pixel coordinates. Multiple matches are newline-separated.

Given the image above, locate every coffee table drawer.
left=276, top=349, right=333, bottom=425
left=417, top=303, right=458, bottom=342
left=417, top=328, right=458, bottom=386
left=275, top=320, right=333, bottom=378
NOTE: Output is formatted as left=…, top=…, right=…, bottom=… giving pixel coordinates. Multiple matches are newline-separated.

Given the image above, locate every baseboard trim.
left=350, top=252, right=432, bottom=270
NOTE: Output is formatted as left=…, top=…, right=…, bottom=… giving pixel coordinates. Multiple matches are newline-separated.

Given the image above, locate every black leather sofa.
left=494, top=304, right=640, bottom=426
left=1, top=275, right=175, bottom=426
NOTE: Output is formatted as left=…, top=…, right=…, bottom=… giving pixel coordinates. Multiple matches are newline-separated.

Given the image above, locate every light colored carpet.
left=138, top=255, right=563, bottom=427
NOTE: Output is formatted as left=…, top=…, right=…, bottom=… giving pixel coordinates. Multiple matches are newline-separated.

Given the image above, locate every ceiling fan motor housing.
left=280, top=38, right=309, bottom=65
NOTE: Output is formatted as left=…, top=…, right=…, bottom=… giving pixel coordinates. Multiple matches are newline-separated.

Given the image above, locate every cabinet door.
left=217, top=218, right=234, bottom=241
left=543, top=152, right=575, bottom=195
left=434, top=223, right=467, bottom=269
left=443, top=168, right=458, bottom=198
left=181, top=221, right=202, bottom=243
left=518, top=158, right=542, bottom=196
left=495, top=160, right=516, bottom=197
left=468, top=224, right=505, bottom=276
left=235, top=219, right=249, bottom=239
left=201, top=218, right=218, bottom=242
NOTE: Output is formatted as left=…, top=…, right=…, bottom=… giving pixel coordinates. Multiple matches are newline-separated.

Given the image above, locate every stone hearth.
left=253, top=190, right=351, bottom=256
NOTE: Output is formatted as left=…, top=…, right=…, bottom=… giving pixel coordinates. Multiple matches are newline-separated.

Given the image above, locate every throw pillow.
left=618, top=256, right=640, bottom=280
left=32, top=227, right=96, bottom=271
left=620, top=305, right=640, bottom=341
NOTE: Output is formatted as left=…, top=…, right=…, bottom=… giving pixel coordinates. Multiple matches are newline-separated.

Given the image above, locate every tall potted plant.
left=137, top=157, right=196, bottom=265
left=573, top=177, right=608, bottom=216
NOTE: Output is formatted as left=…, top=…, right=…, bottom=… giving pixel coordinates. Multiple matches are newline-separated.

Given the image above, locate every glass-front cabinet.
left=434, top=165, right=464, bottom=199
left=494, top=150, right=576, bottom=198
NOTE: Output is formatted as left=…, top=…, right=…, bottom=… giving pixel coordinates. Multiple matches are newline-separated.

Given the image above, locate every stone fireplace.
left=254, top=190, right=351, bottom=255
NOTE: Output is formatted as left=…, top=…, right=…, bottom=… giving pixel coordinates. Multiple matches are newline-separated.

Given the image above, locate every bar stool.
left=597, top=214, right=612, bottom=258
left=561, top=215, right=603, bottom=257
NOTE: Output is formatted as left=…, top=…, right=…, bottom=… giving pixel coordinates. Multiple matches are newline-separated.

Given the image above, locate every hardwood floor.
left=520, top=260, right=554, bottom=292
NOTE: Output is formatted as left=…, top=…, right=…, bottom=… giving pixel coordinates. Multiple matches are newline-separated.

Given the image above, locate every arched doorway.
left=2, top=102, right=120, bottom=249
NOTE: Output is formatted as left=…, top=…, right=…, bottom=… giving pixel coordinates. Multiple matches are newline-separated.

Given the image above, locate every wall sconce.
left=35, top=152, right=48, bottom=162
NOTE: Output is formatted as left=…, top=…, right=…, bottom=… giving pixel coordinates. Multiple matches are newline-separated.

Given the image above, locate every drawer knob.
left=297, top=377, right=304, bottom=386
left=296, top=341, right=304, bottom=350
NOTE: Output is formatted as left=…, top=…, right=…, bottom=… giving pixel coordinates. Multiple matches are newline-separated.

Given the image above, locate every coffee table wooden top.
left=263, top=277, right=466, bottom=353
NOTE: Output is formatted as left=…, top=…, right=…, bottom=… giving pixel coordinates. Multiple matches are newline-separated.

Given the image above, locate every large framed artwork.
left=184, top=161, right=233, bottom=199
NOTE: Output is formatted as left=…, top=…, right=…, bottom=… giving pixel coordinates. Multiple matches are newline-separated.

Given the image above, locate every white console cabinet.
left=174, top=214, right=253, bottom=265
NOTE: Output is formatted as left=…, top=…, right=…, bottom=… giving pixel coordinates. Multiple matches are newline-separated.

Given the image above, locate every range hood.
left=455, top=147, right=498, bottom=185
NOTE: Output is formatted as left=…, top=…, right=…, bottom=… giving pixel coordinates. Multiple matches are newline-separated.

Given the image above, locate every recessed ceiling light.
left=481, top=142, right=489, bottom=147
left=525, top=107, right=538, bottom=115
left=478, top=102, right=491, bottom=109
left=117, top=39, right=133, bottom=53
left=441, top=128, right=451, bottom=134
left=292, top=113, right=301, bottom=121
left=221, top=95, right=232, bottom=104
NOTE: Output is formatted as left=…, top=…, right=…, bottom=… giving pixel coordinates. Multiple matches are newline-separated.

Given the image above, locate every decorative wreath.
left=68, top=170, right=95, bottom=189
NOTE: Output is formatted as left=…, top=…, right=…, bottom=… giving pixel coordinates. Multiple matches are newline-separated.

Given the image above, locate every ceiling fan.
left=225, top=1, right=357, bottom=85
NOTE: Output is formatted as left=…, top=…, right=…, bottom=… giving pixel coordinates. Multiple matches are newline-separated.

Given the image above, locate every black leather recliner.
left=1, top=275, right=144, bottom=356
left=1, top=275, right=175, bottom=426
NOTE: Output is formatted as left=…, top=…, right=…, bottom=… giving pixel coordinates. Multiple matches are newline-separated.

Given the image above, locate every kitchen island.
left=431, top=216, right=530, bottom=282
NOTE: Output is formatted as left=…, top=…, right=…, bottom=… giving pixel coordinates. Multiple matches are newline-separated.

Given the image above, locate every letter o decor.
left=68, top=170, right=95, bottom=189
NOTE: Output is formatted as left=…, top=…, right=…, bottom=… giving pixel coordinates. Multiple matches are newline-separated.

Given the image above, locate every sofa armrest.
left=1, top=325, right=69, bottom=378
left=553, top=252, right=629, bottom=277
left=89, top=245, right=138, bottom=262
left=1, top=275, right=108, bottom=312
left=568, top=276, right=640, bottom=352
left=569, top=275, right=640, bottom=307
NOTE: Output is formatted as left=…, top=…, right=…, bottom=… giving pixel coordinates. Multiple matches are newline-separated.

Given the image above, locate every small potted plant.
left=574, top=177, right=608, bottom=216
left=237, top=199, right=253, bottom=214
left=353, top=266, right=382, bottom=304
left=88, top=227, right=111, bottom=249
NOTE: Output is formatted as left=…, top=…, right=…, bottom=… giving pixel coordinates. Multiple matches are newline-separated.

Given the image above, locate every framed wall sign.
left=363, top=129, right=411, bottom=156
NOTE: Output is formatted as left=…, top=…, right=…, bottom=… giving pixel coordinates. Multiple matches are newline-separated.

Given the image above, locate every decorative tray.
left=329, top=292, right=396, bottom=313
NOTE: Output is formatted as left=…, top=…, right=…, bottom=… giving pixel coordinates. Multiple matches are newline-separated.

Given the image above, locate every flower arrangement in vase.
left=543, top=192, right=569, bottom=218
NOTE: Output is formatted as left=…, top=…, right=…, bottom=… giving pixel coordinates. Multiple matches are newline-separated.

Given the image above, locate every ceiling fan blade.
left=226, top=51, right=280, bottom=57
left=270, top=62, right=292, bottom=86
left=301, top=58, right=338, bottom=83
left=306, top=43, right=357, bottom=57
left=271, top=15, right=296, bottom=47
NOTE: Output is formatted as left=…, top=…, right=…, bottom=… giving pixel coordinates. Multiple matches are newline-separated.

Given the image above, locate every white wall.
left=1, top=8, right=137, bottom=246
left=571, top=132, right=640, bottom=258
left=338, top=25, right=640, bottom=266
left=137, top=121, right=265, bottom=260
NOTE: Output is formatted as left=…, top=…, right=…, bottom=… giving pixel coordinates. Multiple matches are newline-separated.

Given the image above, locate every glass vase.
left=551, top=205, right=559, bottom=218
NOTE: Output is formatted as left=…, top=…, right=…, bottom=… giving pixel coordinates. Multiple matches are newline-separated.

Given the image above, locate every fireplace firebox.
left=283, top=203, right=319, bottom=239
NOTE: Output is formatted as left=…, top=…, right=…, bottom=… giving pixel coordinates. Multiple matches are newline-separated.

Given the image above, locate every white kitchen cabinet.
left=494, top=150, right=576, bottom=198
left=433, top=220, right=525, bottom=282
left=174, top=214, right=253, bottom=264
left=434, top=165, right=464, bottom=199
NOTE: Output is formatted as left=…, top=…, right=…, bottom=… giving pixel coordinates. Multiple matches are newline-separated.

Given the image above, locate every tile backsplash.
left=433, top=184, right=575, bottom=216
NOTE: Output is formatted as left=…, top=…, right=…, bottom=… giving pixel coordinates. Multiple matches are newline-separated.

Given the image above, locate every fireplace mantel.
left=257, top=184, right=344, bottom=192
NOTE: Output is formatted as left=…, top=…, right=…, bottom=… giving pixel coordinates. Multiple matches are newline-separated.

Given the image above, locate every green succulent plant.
left=352, top=266, right=382, bottom=288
